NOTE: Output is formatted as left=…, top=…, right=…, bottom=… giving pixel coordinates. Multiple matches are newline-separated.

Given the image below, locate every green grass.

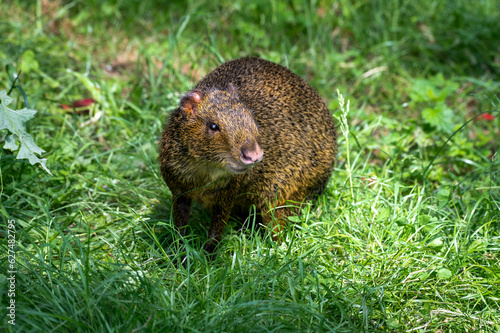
left=1, top=0, right=499, bottom=331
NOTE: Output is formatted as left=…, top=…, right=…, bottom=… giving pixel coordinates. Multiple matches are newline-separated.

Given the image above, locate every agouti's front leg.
left=172, top=194, right=192, bottom=237
left=204, top=183, right=240, bottom=255
left=204, top=202, right=233, bottom=255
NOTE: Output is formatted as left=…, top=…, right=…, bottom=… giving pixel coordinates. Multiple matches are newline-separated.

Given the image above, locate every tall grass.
left=1, top=0, right=499, bottom=331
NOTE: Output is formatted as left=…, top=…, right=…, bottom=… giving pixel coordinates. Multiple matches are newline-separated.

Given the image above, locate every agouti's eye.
left=208, top=122, right=220, bottom=132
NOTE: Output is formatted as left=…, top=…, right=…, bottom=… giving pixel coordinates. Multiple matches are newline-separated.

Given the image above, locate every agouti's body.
left=160, top=57, right=336, bottom=253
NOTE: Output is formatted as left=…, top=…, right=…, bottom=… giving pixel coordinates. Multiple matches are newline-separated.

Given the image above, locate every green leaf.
left=437, top=268, right=452, bottom=279
left=19, top=50, right=40, bottom=73
left=0, top=90, right=51, bottom=175
left=436, top=85, right=452, bottom=102
left=376, top=207, right=390, bottom=221
left=437, top=188, right=450, bottom=208
left=437, top=188, right=450, bottom=199
left=409, top=79, right=432, bottom=102
left=287, top=215, right=302, bottom=223
left=422, top=107, right=441, bottom=127
left=4, top=134, right=18, bottom=150
left=421, top=105, right=454, bottom=133
left=427, top=86, right=436, bottom=100
left=427, top=237, right=443, bottom=250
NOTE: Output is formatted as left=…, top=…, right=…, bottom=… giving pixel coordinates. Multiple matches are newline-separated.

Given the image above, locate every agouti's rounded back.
left=160, top=57, right=337, bottom=254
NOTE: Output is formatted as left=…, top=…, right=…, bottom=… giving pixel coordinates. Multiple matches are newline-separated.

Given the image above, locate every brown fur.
left=159, top=57, right=337, bottom=254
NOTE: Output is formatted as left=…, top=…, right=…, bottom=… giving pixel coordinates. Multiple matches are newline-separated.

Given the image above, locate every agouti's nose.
left=241, top=144, right=263, bottom=164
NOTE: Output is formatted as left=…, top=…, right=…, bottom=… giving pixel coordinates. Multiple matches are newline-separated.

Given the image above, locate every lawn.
left=1, top=0, right=499, bottom=332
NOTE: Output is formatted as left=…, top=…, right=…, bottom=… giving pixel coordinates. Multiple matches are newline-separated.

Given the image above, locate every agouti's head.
left=178, top=84, right=263, bottom=179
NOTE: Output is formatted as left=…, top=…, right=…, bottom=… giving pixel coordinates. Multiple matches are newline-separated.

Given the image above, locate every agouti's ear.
left=227, top=83, right=239, bottom=98
left=180, top=90, right=203, bottom=117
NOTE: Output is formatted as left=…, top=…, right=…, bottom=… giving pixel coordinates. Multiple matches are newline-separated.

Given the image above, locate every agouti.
left=159, top=57, right=337, bottom=254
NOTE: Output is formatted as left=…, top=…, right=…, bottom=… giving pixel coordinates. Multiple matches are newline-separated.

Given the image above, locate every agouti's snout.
left=240, top=141, right=263, bottom=165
